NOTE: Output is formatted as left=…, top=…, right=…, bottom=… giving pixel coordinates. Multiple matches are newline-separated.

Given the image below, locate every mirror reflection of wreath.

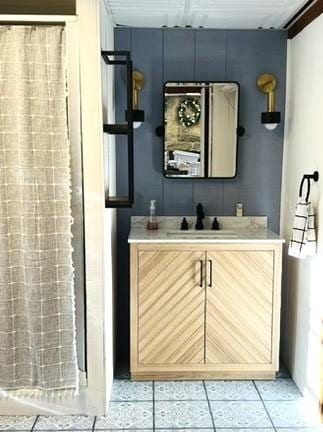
left=177, top=98, right=201, bottom=128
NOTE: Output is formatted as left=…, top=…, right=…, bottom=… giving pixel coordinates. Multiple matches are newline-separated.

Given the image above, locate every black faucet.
left=195, top=203, right=204, bottom=230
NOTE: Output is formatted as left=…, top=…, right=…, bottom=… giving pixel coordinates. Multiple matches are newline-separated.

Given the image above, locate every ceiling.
left=105, top=0, right=311, bottom=29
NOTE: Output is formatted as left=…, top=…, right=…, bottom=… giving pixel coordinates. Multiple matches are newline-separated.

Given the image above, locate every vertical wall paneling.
left=224, top=30, right=287, bottom=229
left=162, top=29, right=195, bottom=216
left=114, top=28, right=287, bottom=363
left=131, top=28, right=163, bottom=214
left=193, top=30, right=227, bottom=215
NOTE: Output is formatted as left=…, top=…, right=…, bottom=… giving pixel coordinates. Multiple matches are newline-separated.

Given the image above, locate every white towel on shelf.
left=288, top=198, right=316, bottom=259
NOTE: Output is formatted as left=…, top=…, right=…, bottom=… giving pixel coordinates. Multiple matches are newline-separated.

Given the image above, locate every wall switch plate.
left=236, top=202, right=243, bottom=217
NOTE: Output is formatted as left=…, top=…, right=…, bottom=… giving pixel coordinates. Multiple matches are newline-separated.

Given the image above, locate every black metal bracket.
left=155, top=125, right=164, bottom=137
left=237, top=125, right=245, bottom=137
left=102, top=50, right=130, bottom=65
left=101, top=50, right=134, bottom=208
left=299, top=170, right=319, bottom=202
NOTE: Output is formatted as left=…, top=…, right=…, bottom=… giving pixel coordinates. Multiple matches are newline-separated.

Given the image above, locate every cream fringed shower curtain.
left=0, top=26, right=78, bottom=395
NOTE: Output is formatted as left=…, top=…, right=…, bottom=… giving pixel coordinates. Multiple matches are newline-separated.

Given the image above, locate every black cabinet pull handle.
left=199, top=260, right=203, bottom=287
left=208, top=259, right=212, bottom=287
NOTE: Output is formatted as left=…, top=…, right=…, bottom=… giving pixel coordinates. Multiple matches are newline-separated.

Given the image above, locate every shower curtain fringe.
left=0, top=388, right=80, bottom=400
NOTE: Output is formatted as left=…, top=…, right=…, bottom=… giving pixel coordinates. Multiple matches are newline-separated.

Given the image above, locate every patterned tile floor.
left=1, top=365, right=323, bottom=431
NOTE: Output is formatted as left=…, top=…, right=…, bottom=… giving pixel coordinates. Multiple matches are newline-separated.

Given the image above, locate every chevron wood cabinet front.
left=130, top=243, right=282, bottom=380
left=206, top=250, right=273, bottom=365
left=137, top=250, right=205, bottom=365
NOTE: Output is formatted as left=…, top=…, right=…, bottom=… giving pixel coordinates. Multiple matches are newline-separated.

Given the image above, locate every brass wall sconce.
left=126, top=70, right=145, bottom=128
left=257, top=73, right=280, bottom=130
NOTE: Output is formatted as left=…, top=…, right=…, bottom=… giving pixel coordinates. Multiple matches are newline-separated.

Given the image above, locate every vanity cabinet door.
left=137, top=250, right=205, bottom=365
left=206, top=250, right=274, bottom=365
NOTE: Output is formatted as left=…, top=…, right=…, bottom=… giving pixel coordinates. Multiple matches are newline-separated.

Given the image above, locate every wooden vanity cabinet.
left=130, top=243, right=282, bottom=380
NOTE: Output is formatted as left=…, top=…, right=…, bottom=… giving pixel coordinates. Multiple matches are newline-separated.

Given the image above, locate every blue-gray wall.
left=114, top=28, right=287, bottom=363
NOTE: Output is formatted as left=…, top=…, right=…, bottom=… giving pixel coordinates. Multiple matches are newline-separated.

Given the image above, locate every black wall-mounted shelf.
left=102, top=50, right=134, bottom=208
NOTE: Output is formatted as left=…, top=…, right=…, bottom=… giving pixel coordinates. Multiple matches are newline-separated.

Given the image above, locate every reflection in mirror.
left=164, top=82, right=239, bottom=179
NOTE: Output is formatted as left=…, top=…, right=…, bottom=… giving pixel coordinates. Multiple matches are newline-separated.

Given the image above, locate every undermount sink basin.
left=166, top=230, right=238, bottom=239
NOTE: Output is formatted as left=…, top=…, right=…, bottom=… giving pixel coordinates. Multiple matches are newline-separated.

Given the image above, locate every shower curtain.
left=0, top=26, right=78, bottom=395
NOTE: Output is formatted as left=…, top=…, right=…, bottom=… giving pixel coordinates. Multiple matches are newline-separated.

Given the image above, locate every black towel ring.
left=299, top=171, right=319, bottom=202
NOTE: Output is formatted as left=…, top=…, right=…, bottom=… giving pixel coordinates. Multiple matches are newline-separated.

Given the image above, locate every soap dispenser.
left=146, top=200, right=159, bottom=230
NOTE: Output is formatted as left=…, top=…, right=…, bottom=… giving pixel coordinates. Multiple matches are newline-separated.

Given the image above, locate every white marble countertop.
left=128, top=216, right=285, bottom=244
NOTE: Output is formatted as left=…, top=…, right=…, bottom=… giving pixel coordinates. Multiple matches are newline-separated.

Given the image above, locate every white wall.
left=100, top=0, right=117, bottom=408
left=280, top=14, right=323, bottom=403
left=66, top=12, right=86, bottom=374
